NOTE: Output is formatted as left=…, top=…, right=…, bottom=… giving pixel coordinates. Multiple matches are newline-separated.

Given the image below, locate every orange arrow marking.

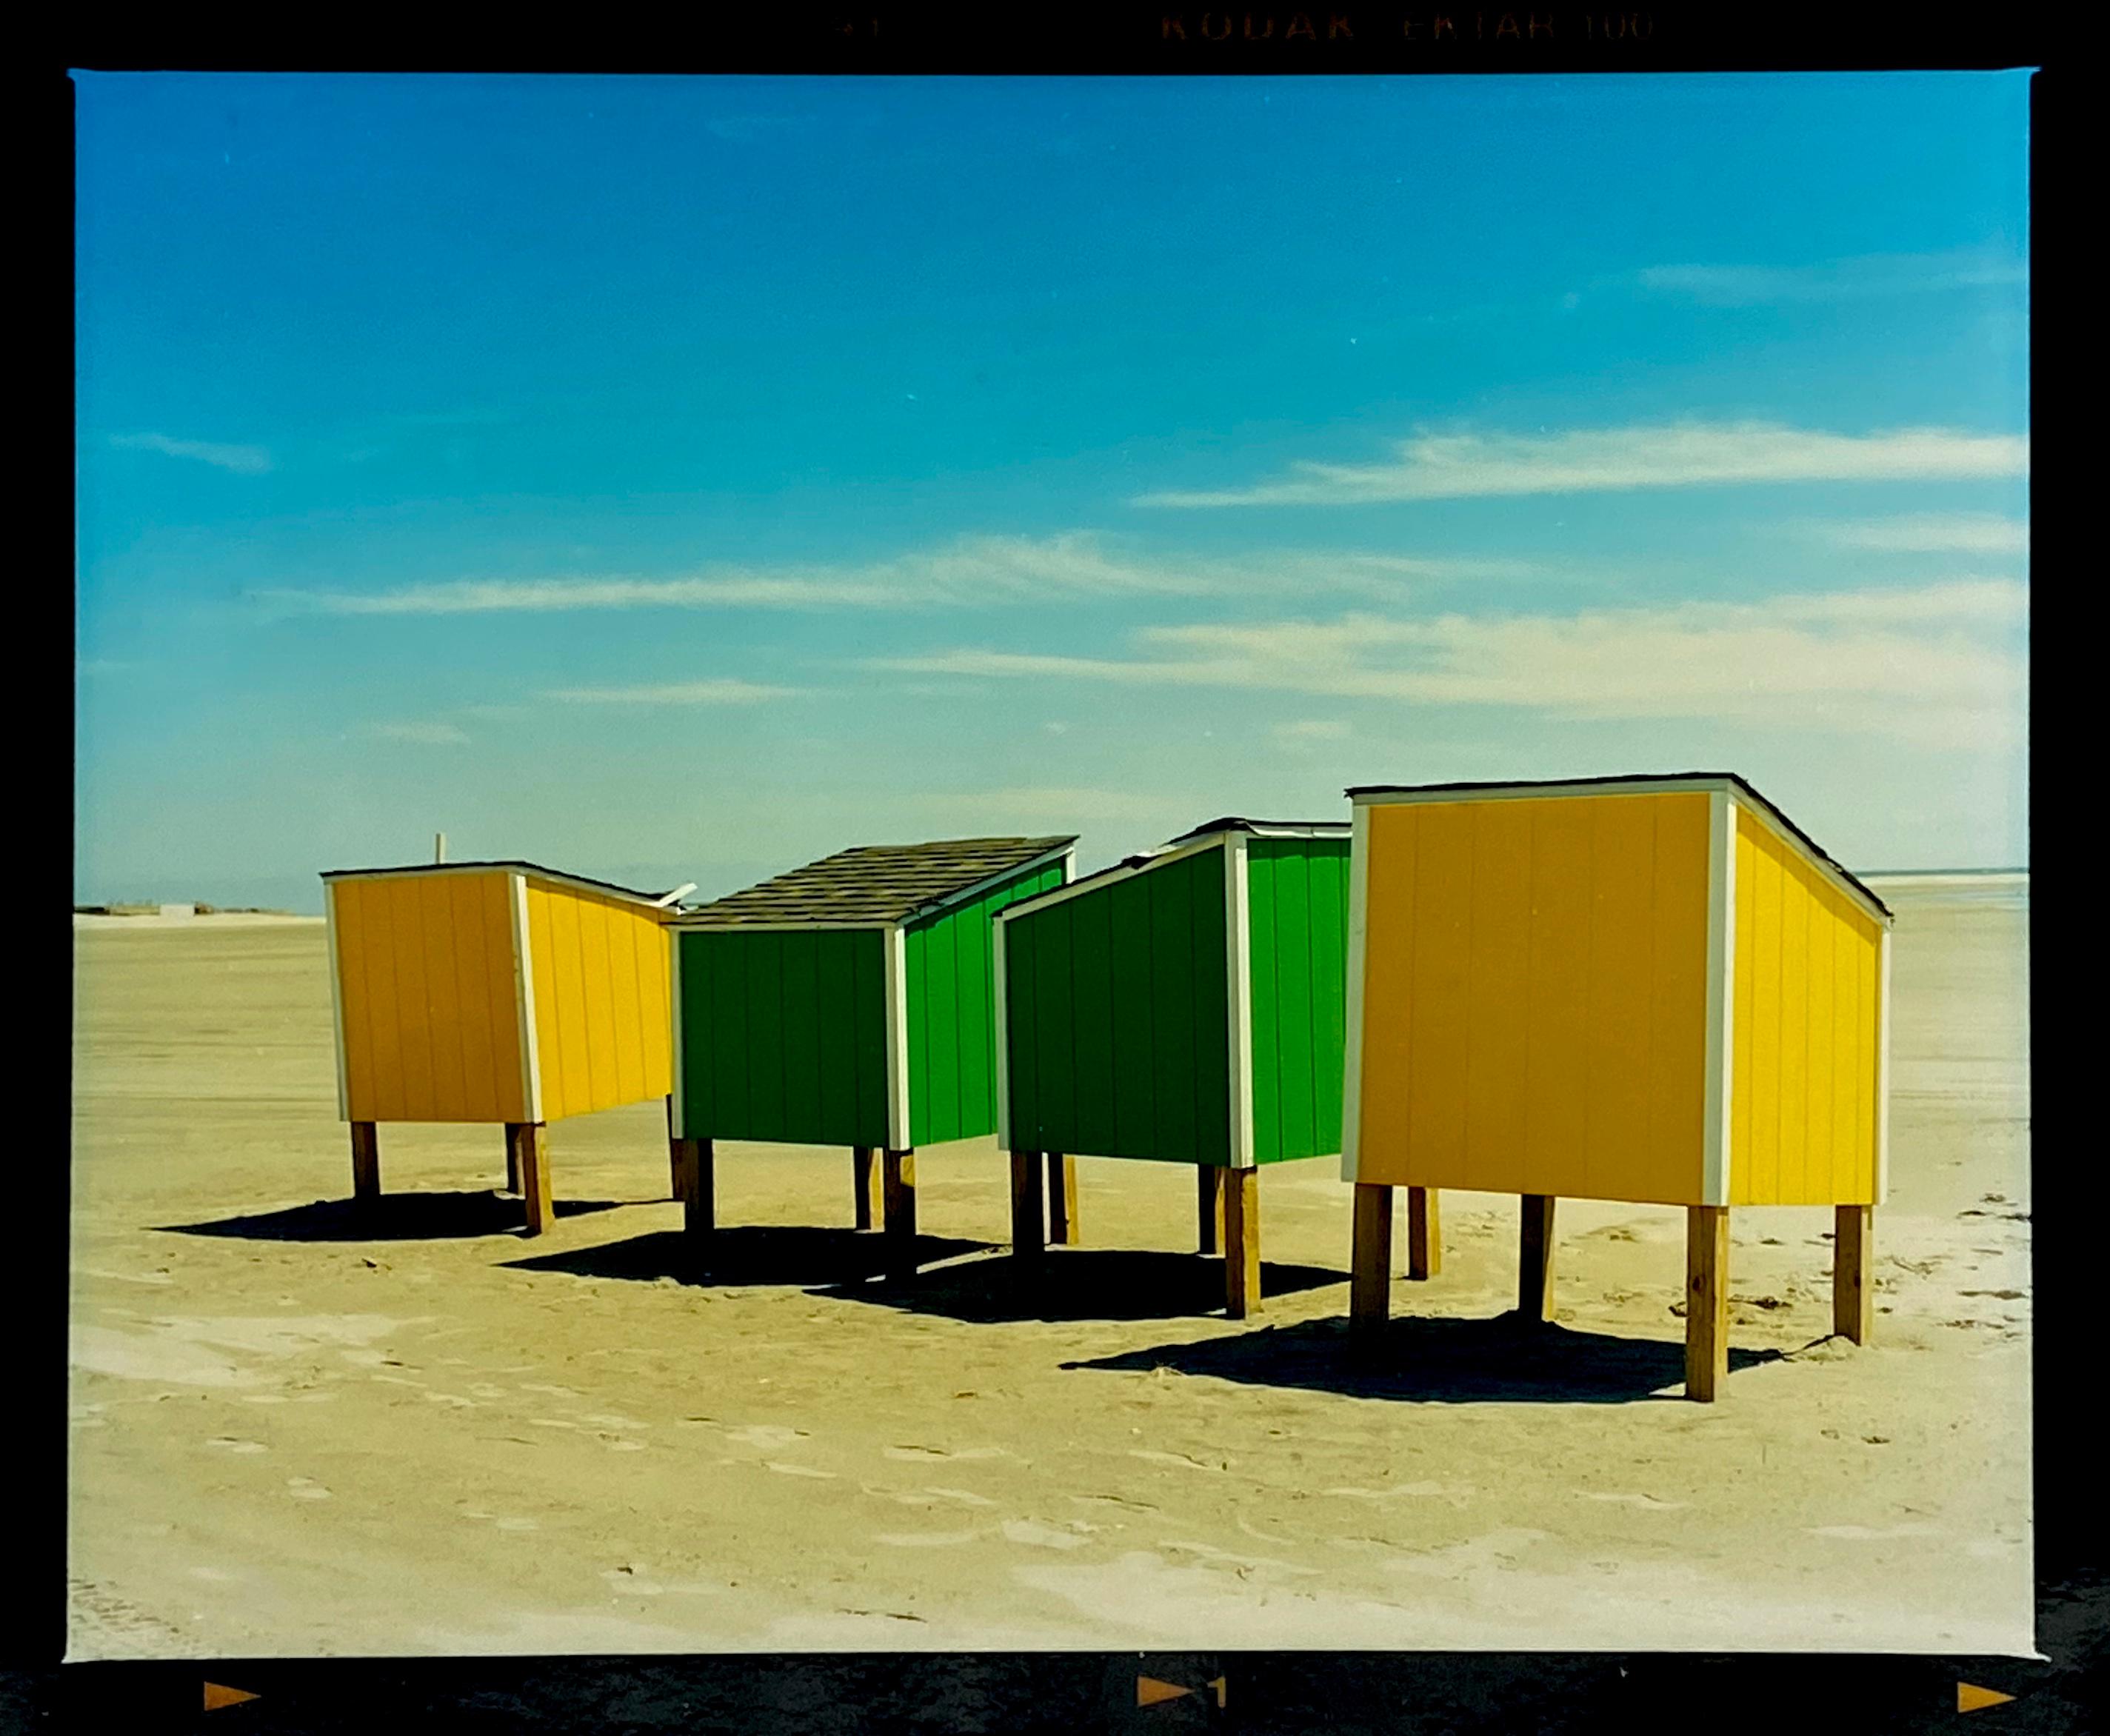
left=1137, top=1676, right=1193, bottom=1707
left=1957, top=1681, right=2015, bottom=1713
left=203, top=1683, right=261, bottom=1711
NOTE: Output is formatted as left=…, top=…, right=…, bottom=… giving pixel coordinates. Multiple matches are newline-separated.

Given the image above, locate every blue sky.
left=76, top=73, right=2031, bottom=911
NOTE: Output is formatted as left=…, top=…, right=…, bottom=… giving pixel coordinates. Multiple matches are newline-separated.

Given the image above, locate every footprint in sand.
left=875, top=1529, right=986, bottom=1548
left=764, top=1462, right=836, bottom=1480
left=205, top=1438, right=267, bottom=1455
left=1001, top=1519, right=1092, bottom=1551
left=1586, top=1492, right=1689, bottom=1511
left=285, top=1478, right=330, bottom=1500
left=728, top=1425, right=808, bottom=1449
left=494, top=1517, right=538, bottom=1532
left=883, top=1444, right=1009, bottom=1463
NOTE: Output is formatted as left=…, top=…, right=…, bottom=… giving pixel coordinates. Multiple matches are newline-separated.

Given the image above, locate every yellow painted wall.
left=1354, top=791, right=1713, bottom=1205
left=524, top=877, right=673, bottom=1123
left=1729, top=808, right=1882, bottom=1206
left=330, top=869, right=528, bottom=1124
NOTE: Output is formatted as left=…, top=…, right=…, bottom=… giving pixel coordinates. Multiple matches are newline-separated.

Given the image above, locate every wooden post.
left=671, top=1135, right=715, bottom=1249
left=510, top=1122, right=552, bottom=1236
left=1223, top=1166, right=1261, bottom=1319
left=1046, top=1152, right=1079, bottom=1246
left=505, top=1138, right=521, bottom=1196
left=1833, top=1204, right=1874, bottom=1344
left=1686, top=1203, right=1729, bottom=1401
left=349, top=1121, right=381, bottom=1203
left=1519, top=1194, right=1556, bottom=1323
left=883, top=1149, right=918, bottom=1280
left=1349, top=1183, right=1394, bottom=1333
left=1406, top=1186, right=1441, bottom=1280
left=852, top=1146, right=880, bottom=1231
left=664, top=1095, right=680, bottom=1201
left=1009, top=1150, right=1045, bottom=1260
left=1197, top=1165, right=1223, bottom=1256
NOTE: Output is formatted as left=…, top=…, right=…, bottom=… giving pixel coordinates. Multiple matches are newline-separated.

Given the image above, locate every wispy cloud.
left=255, top=533, right=1535, bottom=618
left=876, top=579, right=2026, bottom=749
left=1135, top=421, right=2029, bottom=509
left=1634, top=248, right=2026, bottom=307
left=1811, top=513, right=2029, bottom=555
left=546, top=679, right=798, bottom=705
left=1275, top=719, right=1352, bottom=744
left=108, top=432, right=274, bottom=475
left=369, top=721, right=470, bottom=745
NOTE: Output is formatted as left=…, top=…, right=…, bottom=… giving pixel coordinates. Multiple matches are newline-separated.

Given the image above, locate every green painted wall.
left=1002, top=844, right=1232, bottom=1165
left=906, top=861, right=1066, bottom=1148
left=675, top=927, right=889, bottom=1146
left=1246, top=836, right=1351, bottom=1164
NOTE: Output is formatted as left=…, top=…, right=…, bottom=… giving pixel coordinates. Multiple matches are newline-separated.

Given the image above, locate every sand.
left=66, top=885, right=2032, bottom=1659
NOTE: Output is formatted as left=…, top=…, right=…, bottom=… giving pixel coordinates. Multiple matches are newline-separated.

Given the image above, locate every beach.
left=66, top=881, right=2032, bottom=1657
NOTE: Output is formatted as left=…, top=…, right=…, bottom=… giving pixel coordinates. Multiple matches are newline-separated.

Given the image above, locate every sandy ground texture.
left=67, top=884, right=2032, bottom=1658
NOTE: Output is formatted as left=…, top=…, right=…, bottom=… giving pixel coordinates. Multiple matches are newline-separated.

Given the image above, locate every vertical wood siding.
left=1003, top=847, right=1230, bottom=1165
left=1353, top=792, right=1712, bottom=1204
left=676, top=928, right=889, bottom=1146
left=1246, top=837, right=1352, bottom=1164
left=330, top=870, right=528, bottom=1124
left=1729, top=808, right=1883, bottom=1206
left=522, top=879, right=673, bottom=1123
left=906, top=862, right=1066, bottom=1149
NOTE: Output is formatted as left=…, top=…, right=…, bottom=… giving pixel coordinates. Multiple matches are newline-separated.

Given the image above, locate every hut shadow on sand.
left=501, top=1225, right=993, bottom=1289
left=157, top=1189, right=627, bottom=1243
left=1066, top=1313, right=1789, bottom=1406
left=820, top=1246, right=1347, bottom=1324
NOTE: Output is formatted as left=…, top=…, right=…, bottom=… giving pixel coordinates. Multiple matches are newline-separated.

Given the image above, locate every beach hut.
left=995, top=818, right=1352, bottom=1318
left=1341, top=775, right=1893, bottom=1400
left=321, top=861, right=687, bottom=1232
left=667, top=835, right=1076, bottom=1278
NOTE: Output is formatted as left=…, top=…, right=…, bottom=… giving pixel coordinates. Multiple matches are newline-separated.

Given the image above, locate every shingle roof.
left=675, top=836, right=1077, bottom=927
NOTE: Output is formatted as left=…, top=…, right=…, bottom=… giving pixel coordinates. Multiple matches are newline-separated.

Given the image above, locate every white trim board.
left=510, top=872, right=544, bottom=1124
left=668, top=922, right=687, bottom=1141
left=1701, top=789, right=1737, bottom=1207
left=1875, top=926, right=1892, bottom=1206
left=1341, top=800, right=1371, bottom=1184
left=883, top=923, right=910, bottom=1151
left=1223, top=833, right=1255, bottom=1168
left=322, top=879, right=351, bottom=1121
left=992, top=911, right=1012, bottom=1152
left=992, top=831, right=1228, bottom=924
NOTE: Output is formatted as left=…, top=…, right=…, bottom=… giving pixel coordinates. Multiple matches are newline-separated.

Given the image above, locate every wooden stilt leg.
left=1197, top=1165, right=1223, bottom=1256
left=1519, top=1194, right=1556, bottom=1324
left=349, top=1121, right=381, bottom=1204
left=852, top=1146, right=879, bottom=1231
left=510, top=1122, right=552, bottom=1236
left=505, top=1138, right=521, bottom=1195
left=1223, top=1166, right=1261, bottom=1319
left=883, top=1149, right=918, bottom=1280
left=1350, top=1183, right=1394, bottom=1334
left=1009, top=1150, right=1044, bottom=1260
left=1046, top=1152, right=1079, bottom=1246
left=1407, top=1186, right=1441, bottom=1280
left=664, top=1095, right=678, bottom=1200
left=1833, top=1204, right=1874, bottom=1345
left=1686, top=1203, right=1729, bottom=1401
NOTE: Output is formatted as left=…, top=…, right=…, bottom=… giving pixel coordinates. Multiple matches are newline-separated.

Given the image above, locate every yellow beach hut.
left=321, top=860, right=687, bottom=1232
left=1341, top=775, right=1893, bottom=1400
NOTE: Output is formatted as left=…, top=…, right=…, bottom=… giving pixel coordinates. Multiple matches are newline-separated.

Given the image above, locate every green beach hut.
left=667, top=835, right=1075, bottom=1278
left=994, top=818, right=1352, bottom=1317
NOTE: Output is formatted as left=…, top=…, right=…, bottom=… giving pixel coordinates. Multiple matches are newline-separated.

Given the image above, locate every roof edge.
left=1345, top=772, right=1891, bottom=923
left=318, top=859, right=675, bottom=908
